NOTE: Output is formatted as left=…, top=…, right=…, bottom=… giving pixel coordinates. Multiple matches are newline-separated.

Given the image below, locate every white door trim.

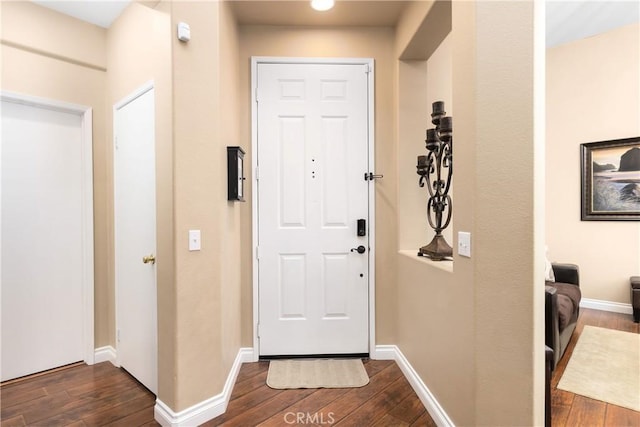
left=113, top=80, right=155, bottom=113
left=250, top=57, right=376, bottom=361
left=0, top=90, right=95, bottom=365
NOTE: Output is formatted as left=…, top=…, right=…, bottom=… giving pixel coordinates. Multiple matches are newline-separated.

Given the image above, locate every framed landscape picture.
left=581, top=136, right=640, bottom=221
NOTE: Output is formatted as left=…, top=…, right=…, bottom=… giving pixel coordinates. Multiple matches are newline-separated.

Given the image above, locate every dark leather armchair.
left=545, top=263, right=581, bottom=368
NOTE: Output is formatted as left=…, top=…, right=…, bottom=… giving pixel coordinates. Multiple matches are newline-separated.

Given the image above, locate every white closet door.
left=1, top=100, right=85, bottom=381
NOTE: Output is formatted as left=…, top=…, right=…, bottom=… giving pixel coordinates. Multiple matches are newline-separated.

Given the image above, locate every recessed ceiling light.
left=311, top=0, right=335, bottom=12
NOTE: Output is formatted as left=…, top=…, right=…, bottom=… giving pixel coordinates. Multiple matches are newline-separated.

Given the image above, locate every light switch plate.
left=458, top=231, right=471, bottom=258
left=189, top=230, right=201, bottom=251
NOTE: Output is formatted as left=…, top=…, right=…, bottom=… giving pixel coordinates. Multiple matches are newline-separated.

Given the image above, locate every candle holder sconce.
left=416, top=101, right=453, bottom=260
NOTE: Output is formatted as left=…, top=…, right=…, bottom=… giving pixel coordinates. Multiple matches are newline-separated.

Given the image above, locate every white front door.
left=1, top=99, right=89, bottom=381
left=256, top=60, right=372, bottom=356
left=114, top=85, right=157, bottom=394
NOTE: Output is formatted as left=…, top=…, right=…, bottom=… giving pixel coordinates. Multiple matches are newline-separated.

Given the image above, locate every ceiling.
left=31, top=0, right=131, bottom=28
left=30, top=0, right=640, bottom=47
left=546, top=1, right=640, bottom=48
left=230, top=1, right=409, bottom=27
left=29, top=0, right=409, bottom=28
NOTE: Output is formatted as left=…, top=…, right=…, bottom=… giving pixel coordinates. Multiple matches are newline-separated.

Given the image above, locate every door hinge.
left=115, top=136, right=119, bottom=150
left=117, top=329, right=121, bottom=343
left=364, top=64, right=370, bottom=74
left=255, top=87, right=259, bottom=102
left=255, top=166, right=259, bottom=181
left=255, top=246, right=260, bottom=260
left=256, top=323, right=260, bottom=339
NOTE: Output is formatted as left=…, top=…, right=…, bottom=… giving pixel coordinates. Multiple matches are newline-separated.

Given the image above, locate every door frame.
left=0, top=90, right=95, bottom=365
left=112, top=81, right=157, bottom=382
left=250, top=57, right=376, bottom=360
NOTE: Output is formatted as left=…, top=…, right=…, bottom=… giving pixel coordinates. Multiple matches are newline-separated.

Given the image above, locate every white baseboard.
left=153, top=345, right=449, bottom=426
left=154, top=347, right=253, bottom=427
left=371, top=345, right=397, bottom=360
left=374, top=345, right=454, bottom=427
left=94, top=346, right=118, bottom=366
left=580, top=298, right=633, bottom=315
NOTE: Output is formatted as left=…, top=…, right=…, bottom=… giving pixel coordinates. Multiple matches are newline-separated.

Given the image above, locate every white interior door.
left=256, top=61, right=371, bottom=356
left=114, top=85, right=157, bottom=394
left=1, top=99, right=88, bottom=381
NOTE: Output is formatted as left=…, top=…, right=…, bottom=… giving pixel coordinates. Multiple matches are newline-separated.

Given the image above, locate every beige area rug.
left=266, top=359, right=369, bottom=389
left=558, top=325, right=640, bottom=411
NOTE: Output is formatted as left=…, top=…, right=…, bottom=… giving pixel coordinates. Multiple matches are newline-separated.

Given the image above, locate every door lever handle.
left=350, top=246, right=366, bottom=254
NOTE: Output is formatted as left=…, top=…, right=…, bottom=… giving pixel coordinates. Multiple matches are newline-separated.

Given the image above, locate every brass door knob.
left=142, top=254, right=156, bottom=265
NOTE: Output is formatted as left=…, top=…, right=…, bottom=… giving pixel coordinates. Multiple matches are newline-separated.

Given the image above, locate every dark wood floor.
left=0, top=359, right=433, bottom=426
left=551, top=308, right=640, bottom=427
left=2, top=308, right=638, bottom=426
left=0, top=361, right=157, bottom=426
left=203, top=359, right=434, bottom=426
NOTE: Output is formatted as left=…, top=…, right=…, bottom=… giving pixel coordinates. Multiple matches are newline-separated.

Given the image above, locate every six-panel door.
left=257, top=62, right=370, bottom=356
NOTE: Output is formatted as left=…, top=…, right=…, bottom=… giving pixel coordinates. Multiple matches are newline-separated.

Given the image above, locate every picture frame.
left=581, top=136, right=640, bottom=221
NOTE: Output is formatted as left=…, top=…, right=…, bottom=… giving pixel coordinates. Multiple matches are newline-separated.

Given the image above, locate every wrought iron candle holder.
left=416, top=101, right=453, bottom=260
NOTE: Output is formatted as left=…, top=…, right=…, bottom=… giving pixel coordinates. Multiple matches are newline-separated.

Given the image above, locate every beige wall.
left=472, top=2, right=541, bottom=423
left=394, top=2, right=543, bottom=425
left=3, top=2, right=548, bottom=423
left=1, top=1, right=110, bottom=346
left=168, top=0, right=242, bottom=411
left=219, top=0, right=243, bottom=380
left=398, top=33, right=453, bottom=252
left=238, top=25, right=399, bottom=346
left=0, top=1, right=175, bottom=362
left=1, top=0, right=244, bottom=413
left=396, top=0, right=451, bottom=61
left=170, top=0, right=223, bottom=410
left=546, top=23, right=640, bottom=305
left=395, top=5, right=476, bottom=424
left=1, top=1, right=106, bottom=70
left=106, top=1, right=175, bottom=405
left=396, top=28, right=476, bottom=424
